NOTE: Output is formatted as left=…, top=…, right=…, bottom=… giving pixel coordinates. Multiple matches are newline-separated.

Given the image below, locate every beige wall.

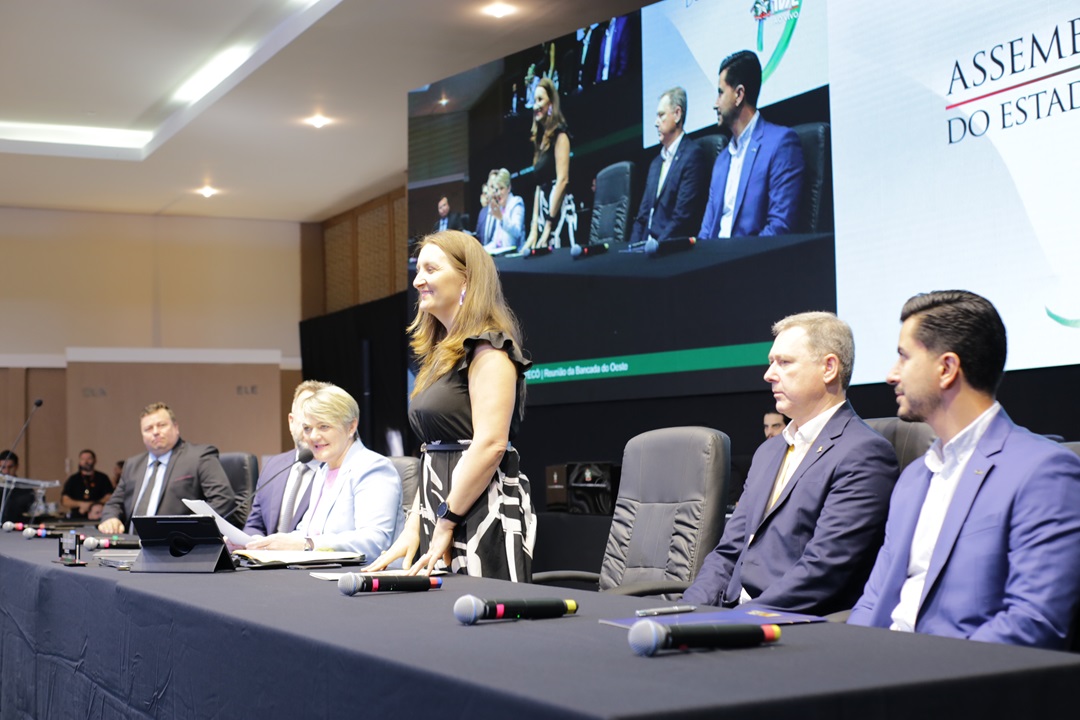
left=0, top=207, right=301, bottom=358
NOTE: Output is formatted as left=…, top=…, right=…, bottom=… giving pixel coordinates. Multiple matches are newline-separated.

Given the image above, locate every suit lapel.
left=744, top=442, right=787, bottom=540
left=657, top=145, right=684, bottom=204
left=918, top=414, right=1008, bottom=610
left=127, top=454, right=151, bottom=516
left=733, top=121, right=765, bottom=227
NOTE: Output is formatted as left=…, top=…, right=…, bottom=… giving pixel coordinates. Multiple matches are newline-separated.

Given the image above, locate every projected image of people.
left=483, top=168, right=525, bottom=255
left=698, top=50, right=805, bottom=239
left=523, top=78, right=575, bottom=251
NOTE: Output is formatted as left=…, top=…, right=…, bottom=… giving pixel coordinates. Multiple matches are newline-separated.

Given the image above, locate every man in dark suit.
left=629, top=87, right=710, bottom=247
left=697, top=50, right=804, bottom=239
left=683, top=312, right=898, bottom=615
left=849, top=291, right=1080, bottom=648
left=432, top=196, right=463, bottom=233
left=243, top=380, right=327, bottom=537
left=98, top=402, right=235, bottom=535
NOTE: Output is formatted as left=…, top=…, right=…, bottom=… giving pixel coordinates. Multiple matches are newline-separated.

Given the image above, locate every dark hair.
left=80, top=449, right=96, bottom=462
left=900, top=290, right=1007, bottom=395
left=0, top=450, right=17, bottom=465
left=719, top=50, right=762, bottom=108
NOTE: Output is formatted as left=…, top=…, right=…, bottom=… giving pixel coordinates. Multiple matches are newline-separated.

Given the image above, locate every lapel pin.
left=816, top=446, right=823, bottom=453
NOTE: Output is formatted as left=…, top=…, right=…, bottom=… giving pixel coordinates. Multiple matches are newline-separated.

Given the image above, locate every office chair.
left=791, top=121, right=833, bottom=233
left=864, top=417, right=936, bottom=472
left=218, top=452, right=259, bottom=528
left=389, top=455, right=420, bottom=511
left=589, top=160, right=635, bottom=245
left=532, top=426, right=730, bottom=598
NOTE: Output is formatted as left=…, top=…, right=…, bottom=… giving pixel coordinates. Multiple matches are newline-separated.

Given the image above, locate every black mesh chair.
left=696, top=132, right=730, bottom=167
left=864, top=417, right=936, bottom=472
left=791, top=121, right=833, bottom=233
left=218, top=452, right=259, bottom=528
left=589, top=160, right=634, bottom=245
left=533, top=426, right=730, bottom=598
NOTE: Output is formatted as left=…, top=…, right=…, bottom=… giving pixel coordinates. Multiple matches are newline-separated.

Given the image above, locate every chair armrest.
left=606, top=580, right=691, bottom=597
left=531, top=570, right=600, bottom=588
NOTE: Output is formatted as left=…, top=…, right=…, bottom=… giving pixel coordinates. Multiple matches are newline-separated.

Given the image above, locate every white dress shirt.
left=889, top=402, right=1002, bottom=632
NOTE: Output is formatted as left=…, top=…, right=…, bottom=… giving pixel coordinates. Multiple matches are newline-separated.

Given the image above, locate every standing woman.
left=523, top=78, right=571, bottom=251
left=368, top=230, right=535, bottom=580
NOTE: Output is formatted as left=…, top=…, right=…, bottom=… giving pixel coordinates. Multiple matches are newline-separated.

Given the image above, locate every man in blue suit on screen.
left=683, top=312, right=898, bottom=615
left=628, top=87, right=711, bottom=247
left=848, top=291, right=1080, bottom=649
left=697, top=50, right=804, bottom=239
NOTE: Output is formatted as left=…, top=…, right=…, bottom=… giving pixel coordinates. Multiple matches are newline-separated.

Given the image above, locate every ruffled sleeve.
left=457, top=331, right=531, bottom=376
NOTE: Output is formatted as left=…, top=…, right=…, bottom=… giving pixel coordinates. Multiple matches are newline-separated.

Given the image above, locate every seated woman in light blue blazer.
left=247, top=385, right=402, bottom=560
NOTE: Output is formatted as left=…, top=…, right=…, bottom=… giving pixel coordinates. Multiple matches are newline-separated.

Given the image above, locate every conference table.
left=3, top=532, right=1080, bottom=719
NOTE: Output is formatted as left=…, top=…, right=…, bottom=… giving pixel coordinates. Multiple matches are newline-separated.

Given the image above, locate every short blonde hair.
left=300, top=385, right=359, bottom=433
left=772, top=311, right=855, bottom=389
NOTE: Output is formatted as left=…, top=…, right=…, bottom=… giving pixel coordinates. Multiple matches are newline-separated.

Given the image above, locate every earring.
left=459, top=290, right=466, bottom=306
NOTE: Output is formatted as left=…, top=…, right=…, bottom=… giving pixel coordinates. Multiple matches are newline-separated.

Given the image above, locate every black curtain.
left=299, top=293, right=412, bottom=457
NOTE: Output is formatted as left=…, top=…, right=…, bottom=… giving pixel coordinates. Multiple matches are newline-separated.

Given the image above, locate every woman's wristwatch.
left=436, top=501, right=466, bottom=525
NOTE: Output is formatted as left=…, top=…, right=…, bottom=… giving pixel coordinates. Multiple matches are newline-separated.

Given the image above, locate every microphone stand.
left=1, top=399, right=43, bottom=523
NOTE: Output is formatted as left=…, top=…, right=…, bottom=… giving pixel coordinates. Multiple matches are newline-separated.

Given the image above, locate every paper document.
left=182, top=498, right=253, bottom=546
left=309, top=568, right=448, bottom=581
left=233, top=549, right=365, bottom=568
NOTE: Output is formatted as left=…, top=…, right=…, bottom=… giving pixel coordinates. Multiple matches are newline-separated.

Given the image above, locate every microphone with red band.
left=453, top=594, right=578, bottom=625
left=4, top=521, right=51, bottom=532
left=644, top=236, right=696, bottom=257
left=570, top=243, right=609, bottom=259
left=23, top=527, right=63, bottom=539
left=628, top=620, right=781, bottom=656
left=522, top=246, right=553, bottom=258
left=337, top=573, right=442, bottom=596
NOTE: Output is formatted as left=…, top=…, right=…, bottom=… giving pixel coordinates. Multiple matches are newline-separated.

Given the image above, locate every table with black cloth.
left=3, top=533, right=1080, bottom=719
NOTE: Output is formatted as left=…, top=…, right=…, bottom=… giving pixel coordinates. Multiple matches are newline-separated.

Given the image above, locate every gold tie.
left=767, top=444, right=796, bottom=511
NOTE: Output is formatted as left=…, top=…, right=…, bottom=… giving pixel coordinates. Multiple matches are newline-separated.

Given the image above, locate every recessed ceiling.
left=0, top=0, right=646, bottom=222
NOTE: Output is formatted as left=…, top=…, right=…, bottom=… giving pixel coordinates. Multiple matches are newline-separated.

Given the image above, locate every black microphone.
left=627, top=620, right=781, bottom=656
left=522, top=246, right=552, bottom=258
left=337, top=574, right=443, bottom=595
left=453, top=594, right=578, bottom=625
left=644, top=236, right=696, bottom=257
left=3, top=521, right=37, bottom=532
left=570, top=243, right=609, bottom=259
left=83, top=536, right=141, bottom=550
left=1, top=398, right=44, bottom=523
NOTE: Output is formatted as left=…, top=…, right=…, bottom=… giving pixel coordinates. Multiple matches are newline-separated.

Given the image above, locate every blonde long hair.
left=409, top=231, right=522, bottom=398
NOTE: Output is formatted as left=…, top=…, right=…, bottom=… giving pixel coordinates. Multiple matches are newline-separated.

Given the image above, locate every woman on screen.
left=522, top=78, right=572, bottom=251
left=483, top=168, right=526, bottom=253
left=246, top=386, right=402, bottom=559
left=367, top=230, right=535, bottom=580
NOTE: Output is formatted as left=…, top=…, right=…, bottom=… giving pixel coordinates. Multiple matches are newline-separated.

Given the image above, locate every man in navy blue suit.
left=849, top=291, right=1080, bottom=648
left=628, top=87, right=710, bottom=247
left=683, top=312, right=897, bottom=615
left=243, top=380, right=327, bottom=538
left=698, top=50, right=804, bottom=239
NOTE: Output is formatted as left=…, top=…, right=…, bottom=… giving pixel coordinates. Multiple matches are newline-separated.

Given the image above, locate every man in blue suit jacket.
left=849, top=291, right=1080, bottom=649
left=683, top=312, right=898, bottom=615
left=697, top=50, right=804, bottom=239
left=629, top=87, right=710, bottom=246
left=243, top=380, right=327, bottom=537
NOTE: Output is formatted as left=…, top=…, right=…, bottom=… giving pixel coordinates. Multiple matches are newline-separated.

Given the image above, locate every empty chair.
left=218, top=452, right=259, bottom=528
left=791, top=121, right=833, bottom=233
left=533, top=426, right=730, bottom=597
left=388, top=455, right=420, bottom=512
left=589, top=160, right=634, bottom=245
left=864, top=417, right=936, bottom=472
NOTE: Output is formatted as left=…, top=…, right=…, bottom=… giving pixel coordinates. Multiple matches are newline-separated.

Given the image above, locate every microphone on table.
left=570, top=243, right=609, bottom=259
left=83, top=536, right=141, bottom=550
left=522, top=246, right=552, bottom=258
left=23, top=527, right=63, bottom=539
left=453, top=594, right=578, bottom=625
left=627, top=620, right=781, bottom=657
left=338, top=574, right=443, bottom=596
left=3, top=521, right=45, bottom=532
left=644, top=236, right=696, bottom=257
